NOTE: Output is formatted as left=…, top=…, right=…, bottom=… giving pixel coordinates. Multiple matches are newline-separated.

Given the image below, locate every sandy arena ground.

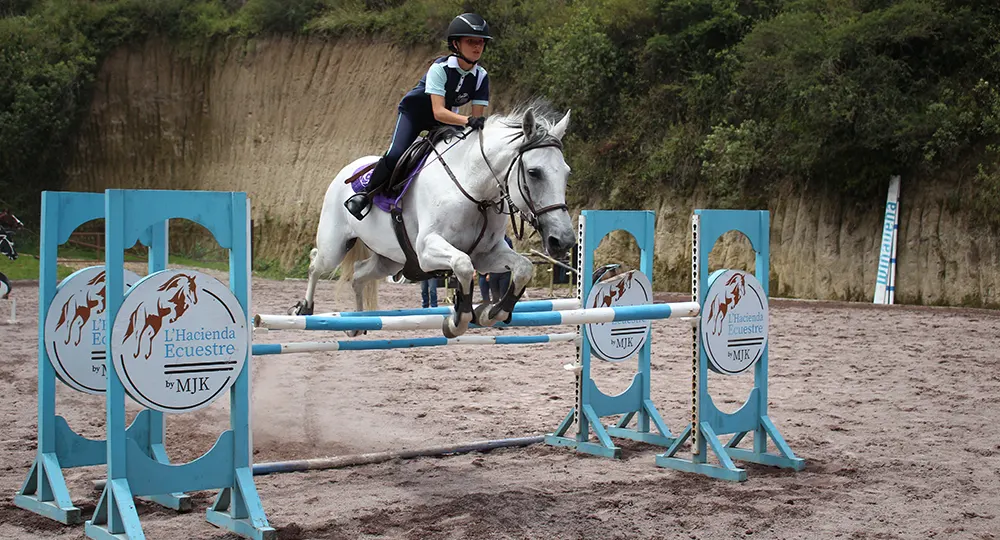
left=0, top=274, right=998, bottom=539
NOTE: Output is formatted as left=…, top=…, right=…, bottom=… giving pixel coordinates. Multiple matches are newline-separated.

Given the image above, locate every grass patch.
left=168, top=254, right=230, bottom=273
left=11, top=236, right=233, bottom=279
left=0, top=253, right=75, bottom=280
left=253, top=257, right=296, bottom=280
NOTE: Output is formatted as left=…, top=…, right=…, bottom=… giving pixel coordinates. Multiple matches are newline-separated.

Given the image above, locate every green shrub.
left=237, top=0, right=326, bottom=34
left=4, top=0, right=1000, bottom=229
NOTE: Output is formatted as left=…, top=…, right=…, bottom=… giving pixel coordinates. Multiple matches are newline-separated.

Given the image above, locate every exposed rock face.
left=66, top=35, right=439, bottom=267
left=642, top=183, right=1000, bottom=306
left=65, top=36, right=1000, bottom=306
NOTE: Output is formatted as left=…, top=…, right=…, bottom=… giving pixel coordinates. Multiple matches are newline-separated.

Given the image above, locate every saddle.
left=344, top=126, right=464, bottom=283
left=344, top=126, right=462, bottom=198
left=394, top=126, right=468, bottom=282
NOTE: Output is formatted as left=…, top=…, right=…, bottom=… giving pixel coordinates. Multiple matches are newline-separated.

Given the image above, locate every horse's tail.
left=337, top=240, right=379, bottom=312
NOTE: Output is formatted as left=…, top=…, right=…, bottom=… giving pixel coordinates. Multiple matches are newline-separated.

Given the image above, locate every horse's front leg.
left=64, top=315, right=77, bottom=345
left=135, top=323, right=146, bottom=359
left=417, top=233, right=476, bottom=338
left=470, top=244, right=534, bottom=327
left=145, top=323, right=161, bottom=360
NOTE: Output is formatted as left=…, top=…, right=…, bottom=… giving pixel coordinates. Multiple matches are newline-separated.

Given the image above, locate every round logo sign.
left=701, top=270, right=769, bottom=375
left=585, top=270, right=653, bottom=362
left=45, top=266, right=142, bottom=394
left=110, top=269, right=248, bottom=414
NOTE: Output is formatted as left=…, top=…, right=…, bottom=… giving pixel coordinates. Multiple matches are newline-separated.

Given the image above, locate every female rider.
left=345, top=13, right=493, bottom=220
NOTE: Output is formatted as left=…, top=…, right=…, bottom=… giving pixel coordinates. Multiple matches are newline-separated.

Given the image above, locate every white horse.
left=291, top=105, right=576, bottom=338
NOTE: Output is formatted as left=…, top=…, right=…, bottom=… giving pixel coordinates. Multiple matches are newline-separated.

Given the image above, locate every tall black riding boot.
left=345, top=158, right=393, bottom=221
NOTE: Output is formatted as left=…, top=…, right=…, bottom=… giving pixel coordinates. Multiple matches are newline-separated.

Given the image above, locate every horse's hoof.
left=288, top=300, right=313, bottom=316
left=345, top=329, right=363, bottom=338
left=442, top=317, right=466, bottom=339
left=473, top=303, right=494, bottom=327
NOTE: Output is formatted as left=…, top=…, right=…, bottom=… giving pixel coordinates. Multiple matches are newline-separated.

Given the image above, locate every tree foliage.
left=3, top=0, right=1000, bottom=222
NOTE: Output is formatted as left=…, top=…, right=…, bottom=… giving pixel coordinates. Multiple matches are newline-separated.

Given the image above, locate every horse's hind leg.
left=290, top=240, right=352, bottom=316
left=291, top=248, right=321, bottom=316
left=345, top=254, right=403, bottom=337
left=74, top=317, right=86, bottom=346
left=417, top=233, right=476, bottom=338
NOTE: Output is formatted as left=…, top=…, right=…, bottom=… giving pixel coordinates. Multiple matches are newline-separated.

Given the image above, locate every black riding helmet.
left=446, top=13, right=492, bottom=55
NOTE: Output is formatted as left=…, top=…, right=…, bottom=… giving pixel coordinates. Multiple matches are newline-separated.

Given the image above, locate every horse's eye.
left=527, top=168, right=541, bottom=178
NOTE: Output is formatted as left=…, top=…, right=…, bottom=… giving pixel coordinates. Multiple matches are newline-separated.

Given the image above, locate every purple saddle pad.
left=349, top=157, right=427, bottom=213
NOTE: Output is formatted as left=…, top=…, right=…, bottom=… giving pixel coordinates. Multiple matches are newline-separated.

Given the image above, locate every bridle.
left=479, top=126, right=569, bottom=240
left=427, top=122, right=568, bottom=253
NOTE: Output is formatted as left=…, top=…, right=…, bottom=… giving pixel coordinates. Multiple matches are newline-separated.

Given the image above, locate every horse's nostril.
left=547, top=236, right=562, bottom=253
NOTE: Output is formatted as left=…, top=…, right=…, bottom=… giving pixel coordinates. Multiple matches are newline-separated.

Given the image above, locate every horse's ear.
left=551, top=109, right=571, bottom=139
left=523, top=108, right=537, bottom=139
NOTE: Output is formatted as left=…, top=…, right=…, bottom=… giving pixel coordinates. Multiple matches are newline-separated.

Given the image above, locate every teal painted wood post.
left=753, top=211, right=770, bottom=456
left=231, top=194, right=253, bottom=517
left=143, top=221, right=179, bottom=501
left=575, top=211, right=594, bottom=444
left=104, top=189, right=133, bottom=536
left=656, top=209, right=803, bottom=481
left=546, top=210, right=673, bottom=458
left=85, top=189, right=272, bottom=540
left=18, top=192, right=106, bottom=525
left=36, top=194, right=59, bottom=501
left=636, top=211, right=655, bottom=434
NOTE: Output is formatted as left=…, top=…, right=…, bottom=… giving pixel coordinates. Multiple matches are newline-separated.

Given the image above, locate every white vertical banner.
left=874, top=175, right=901, bottom=304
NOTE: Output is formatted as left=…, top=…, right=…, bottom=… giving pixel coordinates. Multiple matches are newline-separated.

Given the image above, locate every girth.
left=391, top=208, right=451, bottom=282
left=388, top=126, right=488, bottom=283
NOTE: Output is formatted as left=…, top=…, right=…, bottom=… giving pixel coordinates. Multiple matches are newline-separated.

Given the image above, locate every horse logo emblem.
left=699, top=270, right=768, bottom=376
left=592, top=270, right=635, bottom=309
left=705, top=272, right=746, bottom=336
left=110, top=269, right=248, bottom=414
left=122, top=273, right=198, bottom=360
left=585, top=270, right=653, bottom=362
left=44, top=266, right=142, bottom=395
left=54, top=270, right=107, bottom=346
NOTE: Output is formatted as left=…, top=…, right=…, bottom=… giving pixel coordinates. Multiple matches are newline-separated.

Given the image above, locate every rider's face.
left=457, top=37, right=485, bottom=62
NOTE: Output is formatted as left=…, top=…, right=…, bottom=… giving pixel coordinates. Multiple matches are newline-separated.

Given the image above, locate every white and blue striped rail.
left=254, top=302, right=701, bottom=331
left=314, top=298, right=580, bottom=318
left=252, top=332, right=580, bottom=356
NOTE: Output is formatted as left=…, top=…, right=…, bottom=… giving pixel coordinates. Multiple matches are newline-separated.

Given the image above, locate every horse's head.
left=0, top=211, right=24, bottom=231
left=503, top=108, right=576, bottom=259
left=726, top=273, right=746, bottom=298
left=159, top=274, right=199, bottom=320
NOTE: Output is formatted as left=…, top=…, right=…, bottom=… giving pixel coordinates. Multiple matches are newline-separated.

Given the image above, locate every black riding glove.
left=467, top=116, right=486, bottom=130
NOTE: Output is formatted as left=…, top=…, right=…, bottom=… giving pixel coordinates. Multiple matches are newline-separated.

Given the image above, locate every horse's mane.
left=428, top=98, right=564, bottom=151
left=487, top=98, right=564, bottom=132
left=486, top=98, right=565, bottom=151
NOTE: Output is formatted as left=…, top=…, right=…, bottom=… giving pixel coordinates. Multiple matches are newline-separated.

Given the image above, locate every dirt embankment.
left=64, top=36, right=1000, bottom=306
